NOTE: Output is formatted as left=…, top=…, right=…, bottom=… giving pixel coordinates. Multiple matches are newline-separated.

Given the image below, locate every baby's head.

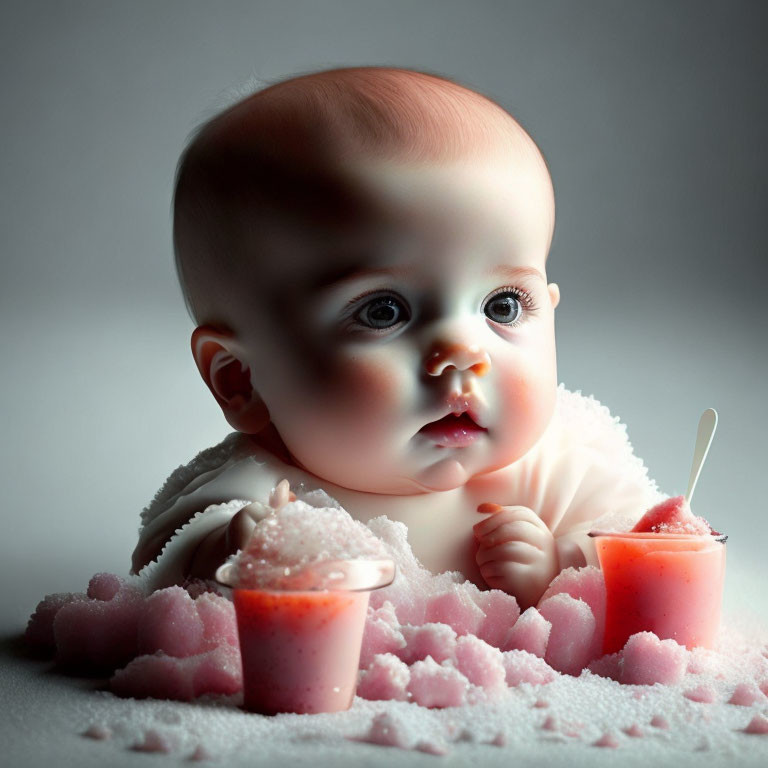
left=174, top=67, right=559, bottom=495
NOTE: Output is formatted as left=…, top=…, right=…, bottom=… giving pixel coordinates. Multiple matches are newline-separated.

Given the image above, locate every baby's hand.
left=226, top=479, right=297, bottom=552
left=189, top=480, right=296, bottom=581
left=473, top=504, right=558, bottom=610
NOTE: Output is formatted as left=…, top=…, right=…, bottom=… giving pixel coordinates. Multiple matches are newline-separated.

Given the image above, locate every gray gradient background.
left=2, top=0, right=767, bottom=637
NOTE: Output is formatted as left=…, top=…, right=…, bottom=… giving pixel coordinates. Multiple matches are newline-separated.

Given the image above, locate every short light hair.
left=173, top=66, right=552, bottom=325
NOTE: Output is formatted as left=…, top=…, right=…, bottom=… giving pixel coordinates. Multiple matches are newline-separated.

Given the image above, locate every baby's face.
left=226, top=152, right=559, bottom=494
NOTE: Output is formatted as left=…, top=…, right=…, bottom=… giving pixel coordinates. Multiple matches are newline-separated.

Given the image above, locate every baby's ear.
left=548, top=282, right=560, bottom=309
left=191, top=326, right=269, bottom=434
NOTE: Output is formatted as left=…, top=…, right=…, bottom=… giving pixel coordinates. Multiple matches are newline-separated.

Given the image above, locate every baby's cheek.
left=497, top=367, right=556, bottom=448
left=325, top=353, right=409, bottom=425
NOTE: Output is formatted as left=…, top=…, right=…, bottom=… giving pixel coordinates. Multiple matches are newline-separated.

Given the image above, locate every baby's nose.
left=424, top=340, right=491, bottom=377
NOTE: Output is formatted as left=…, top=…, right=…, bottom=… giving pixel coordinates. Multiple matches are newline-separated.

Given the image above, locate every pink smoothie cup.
left=217, top=558, right=395, bottom=715
left=593, top=532, right=726, bottom=654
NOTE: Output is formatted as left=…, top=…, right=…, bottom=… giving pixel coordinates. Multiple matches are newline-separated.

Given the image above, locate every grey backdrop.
left=1, top=0, right=766, bottom=633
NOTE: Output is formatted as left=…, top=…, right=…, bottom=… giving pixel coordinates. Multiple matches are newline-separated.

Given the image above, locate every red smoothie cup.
left=217, top=558, right=395, bottom=715
left=593, top=532, right=726, bottom=654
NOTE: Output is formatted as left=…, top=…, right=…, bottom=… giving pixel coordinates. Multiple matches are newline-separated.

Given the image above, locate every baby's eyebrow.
left=311, top=265, right=415, bottom=292
left=311, top=263, right=545, bottom=292
left=489, top=265, right=546, bottom=283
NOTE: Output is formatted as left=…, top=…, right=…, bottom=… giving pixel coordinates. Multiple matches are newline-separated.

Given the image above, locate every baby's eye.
left=483, top=291, right=523, bottom=324
left=355, top=296, right=408, bottom=330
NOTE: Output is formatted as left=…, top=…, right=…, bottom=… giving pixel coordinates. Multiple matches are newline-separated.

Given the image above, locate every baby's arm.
left=473, top=504, right=559, bottom=610
left=133, top=438, right=300, bottom=589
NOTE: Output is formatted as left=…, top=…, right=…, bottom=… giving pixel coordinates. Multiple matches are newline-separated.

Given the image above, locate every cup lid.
left=215, top=558, right=396, bottom=592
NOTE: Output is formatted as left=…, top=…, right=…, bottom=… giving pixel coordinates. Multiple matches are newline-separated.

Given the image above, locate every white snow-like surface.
left=3, top=615, right=767, bottom=768
left=4, top=546, right=768, bottom=767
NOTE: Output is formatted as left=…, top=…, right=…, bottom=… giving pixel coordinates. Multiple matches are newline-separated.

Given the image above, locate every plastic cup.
left=217, top=558, right=395, bottom=715
left=594, top=532, right=726, bottom=654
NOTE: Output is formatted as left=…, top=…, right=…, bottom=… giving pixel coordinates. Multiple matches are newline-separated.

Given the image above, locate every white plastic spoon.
left=685, top=408, right=718, bottom=505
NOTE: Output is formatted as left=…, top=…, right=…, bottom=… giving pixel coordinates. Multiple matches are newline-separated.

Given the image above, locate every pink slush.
left=234, top=587, right=370, bottom=715
left=595, top=532, right=726, bottom=654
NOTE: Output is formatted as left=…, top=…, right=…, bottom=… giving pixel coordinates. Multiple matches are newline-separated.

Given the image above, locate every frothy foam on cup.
left=630, top=495, right=715, bottom=535
left=225, top=497, right=391, bottom=591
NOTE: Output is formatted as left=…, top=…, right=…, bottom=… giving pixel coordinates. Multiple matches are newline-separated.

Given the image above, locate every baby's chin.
left=410, top=457, right=471, bottom=492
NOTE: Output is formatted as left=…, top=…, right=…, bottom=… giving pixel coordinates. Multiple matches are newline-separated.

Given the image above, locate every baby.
left=132, top=67, right=660, bottom=609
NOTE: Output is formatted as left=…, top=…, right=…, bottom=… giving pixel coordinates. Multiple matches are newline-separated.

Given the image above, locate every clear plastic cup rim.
left=215, top=558, right=397, bottom=592
left=589, top=530, right=727, bottom=544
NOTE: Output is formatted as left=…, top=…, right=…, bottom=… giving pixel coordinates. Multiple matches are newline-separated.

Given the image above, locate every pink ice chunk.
left=620, top=632, right=688, bottom=686
left=454, top=635, right=506, bottom=693
left=424, top=590, right=485, bottom=637
left=137, top=586, right=203, bottom=658
left=623, top=724, right=643, bottom=738
left=112, top=652, right=195, bottom=701
left=25, top=592, right=87, bottom=652
left=728, top=682, right=766, bottom=706
left=587, top=652, right=622, bottom=681
left=593, top=731, right=619, bottom=748
left=633, top=495, right=691, bottom=531
left=195, top=592, right=239, bottom=651
left=650, top=715, right=669, bottom=729
left=363, top=712, right=415, bottom=749
left=399, top=623, right=457, bottom=665
left=416, top=741, right=450, bottom=756
left=538, top=594, right=596, bottom=675
left=367, top=569, right=425, bottom=627
left=503, top=607, right=551, bottom=658
left=188, top=744, right=213, bottom=762
left=366, top=517, right=429, bottom=617
left=472, top=589, right=520, bottom=648
left=684, top=684, right=717, bottom=703
left=191, top=645, right=243, bottom=697
left=82, top=724, right=112, bottom=740
left=538, top=566, right=606, bottom=661
left=407, top=657, right=470, bottom=708
left=357, top=653, right=410, bottom=701
left=541, top=715, right=558, bottom=731
left=360, top=605, right=406, bottom=669
left=632, top=495, right=708, bottom=533
left=132, top=729, right=174, bottom=753
left=744, top=714, right=768, bottom=734
left=110, top=646, right=242, bottom=701
left=87, top=573, right=123, bottom=601
left=501, top=649, right=557, bottom=686
left=53, top=584, right=144, bottom=670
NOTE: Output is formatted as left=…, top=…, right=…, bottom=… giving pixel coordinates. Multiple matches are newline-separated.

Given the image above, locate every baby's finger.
left=269, top=478, right=294, bottom=509
left=473, top=506, right=541, bottom=538
left=476, top=520, right=548, bottom=550
left=479, top=559, right=529, bottom=581
left=225, top=508, right=257, bottom=553
left=475, top=539, right=541, bottom=567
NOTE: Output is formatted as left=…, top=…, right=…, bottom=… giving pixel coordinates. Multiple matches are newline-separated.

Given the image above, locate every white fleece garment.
left=133, top=386, right=663, bottom=592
